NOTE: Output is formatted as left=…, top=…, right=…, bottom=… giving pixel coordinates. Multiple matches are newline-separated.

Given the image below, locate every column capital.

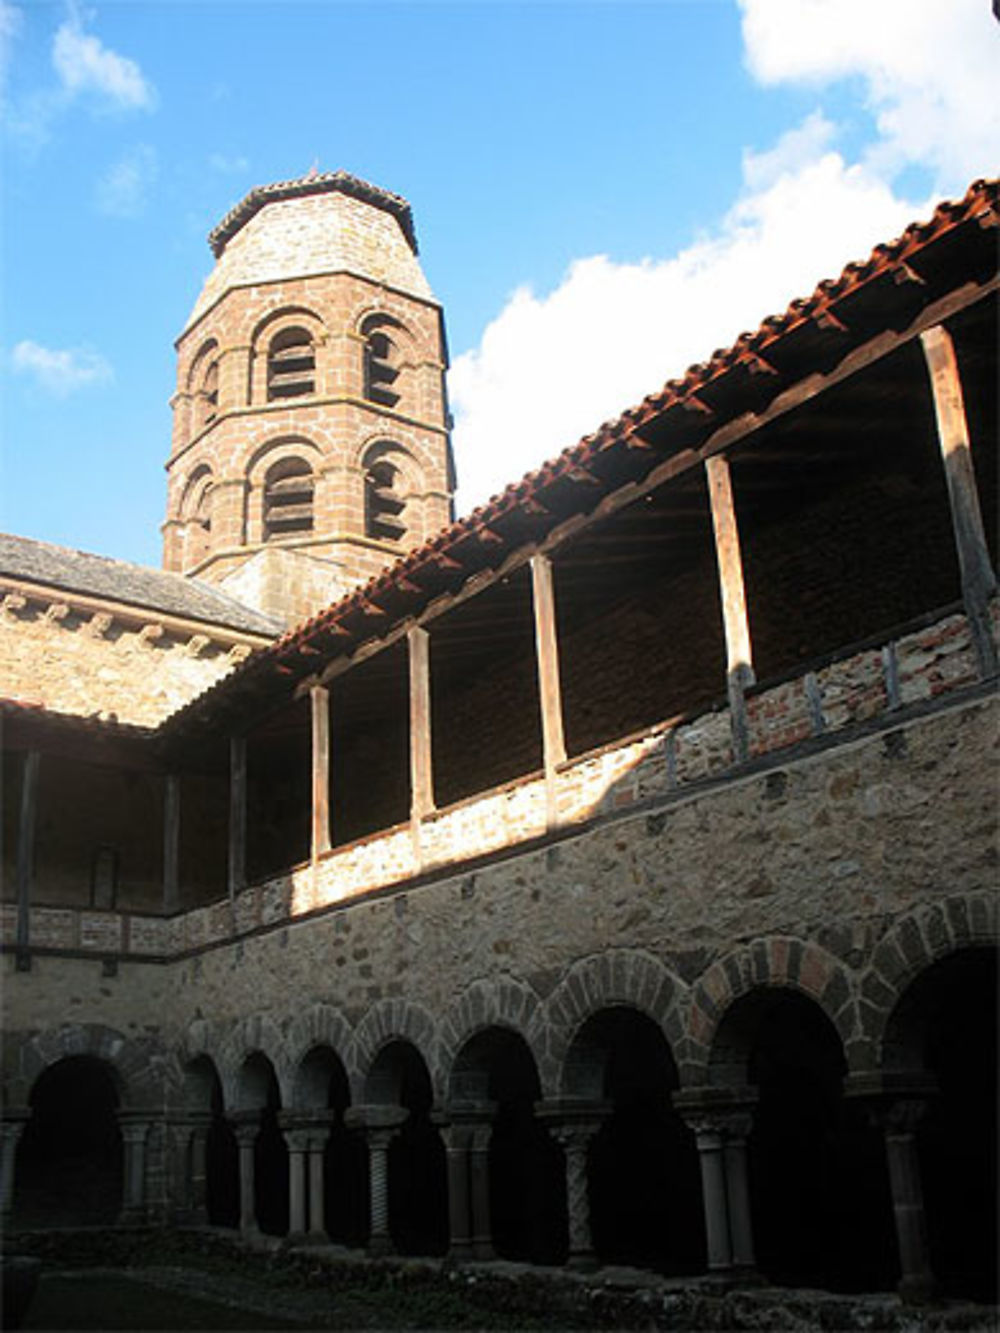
left=844, top=1070, right=937, bottom=1131
left=1, top=1109, right=31, bottom=1136
left=344, top=1103, right=408, bottom=1138
left=536, top=1097, right=612, bottom=1147
left=230, top=1110, right=262, bottom=1146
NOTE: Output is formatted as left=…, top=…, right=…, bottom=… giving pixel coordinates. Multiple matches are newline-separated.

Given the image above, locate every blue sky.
left=2, top=0, right=997, bottom=568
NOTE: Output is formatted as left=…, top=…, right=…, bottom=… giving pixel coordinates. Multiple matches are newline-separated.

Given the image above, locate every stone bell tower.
left=162, top=171, right=455, bottom=625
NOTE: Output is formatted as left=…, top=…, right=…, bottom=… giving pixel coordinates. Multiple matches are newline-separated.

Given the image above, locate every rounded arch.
left=15, top=1054, right=124, bottom=1226
left=860, top=894, right=998, bottom=1061
left=685, top=938, right=856, bottom=1086
left=245, top=436, right=322, bottom=546
left=358, top=311, right=418, bottom=414
left=285, top=1002, right=354, bottom=1087
left=249, top=306, right=325, bottom=406
left=179, top=463, right=215, bottom=565
left=8, top=1022, right=161, bottom=1110
left=352, top=999, right=438, bottom=1103
left=184, top=336, right=220, bottom=394
left=184, top=337, right=221, bottom=435
left=181, top=1053, right=222, bottom=1113
left=219, top=1013, right=289, bottom=1108
left=543, top=950, right=687, bottom=1098
left=438, top=976, right=544, bottom=1094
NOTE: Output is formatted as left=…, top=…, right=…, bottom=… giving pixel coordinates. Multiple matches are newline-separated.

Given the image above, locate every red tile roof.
left=166, top=176, right=999, bottom=741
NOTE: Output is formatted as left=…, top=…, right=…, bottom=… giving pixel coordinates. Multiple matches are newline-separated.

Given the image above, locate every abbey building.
left=1, top=172, right=997, bottom=1303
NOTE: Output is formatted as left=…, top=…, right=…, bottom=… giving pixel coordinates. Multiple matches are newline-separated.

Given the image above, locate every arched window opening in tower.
left=267, top=327, right=316, bottom=401
left=200, top=357, right=219, bottom=429
left=263, top=457, right=315, bottom=541
left=365, top=459, right=406, bottom=542
left=362, top=317, right=402, bottom=408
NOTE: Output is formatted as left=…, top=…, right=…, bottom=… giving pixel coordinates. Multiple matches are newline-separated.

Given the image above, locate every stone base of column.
left=448, top=1240, right=473, bottom=1264
left=368, top=1234, right=394, bottom=1258
left=898, top=1272, right=937, bottom=1305
left=117, top=1204, right=148, bottom=1227
left=471, top=1238, right=495, bottom=1262
left=567, top=1249, right=598, bottom=1272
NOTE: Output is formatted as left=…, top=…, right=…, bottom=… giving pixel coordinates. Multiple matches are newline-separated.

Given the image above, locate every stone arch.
left=437, top=976, right=545, bottom=1095
left=249, top=305, right=326, bottom=405
left=685, top=937, right=856, bottom=1086
left=245, top=435, right=322, bottom=546
left=859, top=893, right=998, bottom=1065
left=351, top=999, right=438, bottom=1103
left=178, top=462, right=215, bottom=565
left=543, top=949, right=687, bottom=1098
left=220, top=1013, right=289, bottom=1109
left=7, top=1023, right=162, bottom=1111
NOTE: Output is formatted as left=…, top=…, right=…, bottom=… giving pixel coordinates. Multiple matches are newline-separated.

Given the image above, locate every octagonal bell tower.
left=163, top=171, right=455, bottom=625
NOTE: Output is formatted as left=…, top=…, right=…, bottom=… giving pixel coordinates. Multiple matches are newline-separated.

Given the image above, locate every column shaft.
left=368, top=1136, right=392, bottom=1256
left=407, top=626, right=435, bottom=820
left=920, top=323, right=997, bottom=676
left=310, top=685, right=332, bottom=858
left=723, top=1135, right=755, bottom=1270
left=705, top=453, right=755, bottom=761
left=884, top=1127, right=935, bottom=1301
left=288, top=1142, right=307, bottom=1237
left=695, top=1129, right=732, bottom=1271
left=163, top=773, right=181, bottom=913
left=228, top=735, right=247, bottom=904
left=444, top=1129, right=472, bottom=1260
left=16, top=750, right=40, bottom=958
left=469, top=1125, right=494, bottom=1260
left=307, top=1139, right=326, bottom=1238
left=236, top=1126, right=258, bottom=1234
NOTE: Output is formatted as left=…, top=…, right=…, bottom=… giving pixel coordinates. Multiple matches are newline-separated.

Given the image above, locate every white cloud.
left=208, top=152, right=250, bottom=175
left=11, top=340, right=113, bottom=395
left=95, top=144, right=157, bottom=218
left=449, top=0, right=996, bottom=514
left=450, top=153, right=921, bottom=513
left=52, top=11, right=156, bottom=111
left=0, top=0, right=21, bottom=98
left=739, top=0, right=1000, bottom=191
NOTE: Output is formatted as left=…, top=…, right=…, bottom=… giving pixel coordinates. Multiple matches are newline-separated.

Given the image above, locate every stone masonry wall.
left=0, top=595, right=254, bottom=726
left=4, top=659, right=995, bottom=1111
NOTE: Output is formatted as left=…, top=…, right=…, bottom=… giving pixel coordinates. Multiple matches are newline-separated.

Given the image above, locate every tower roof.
left=207, top=170, right=418, bottom=258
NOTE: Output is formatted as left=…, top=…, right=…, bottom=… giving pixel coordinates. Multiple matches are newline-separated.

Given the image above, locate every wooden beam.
left=920, top=322, right=998, bottom=677
left=310, top=685, right=331, bottom=858
left=705, top=454, right=754, bottom=762
left=162, top=773, right=180, bottom=913
left=228, top=735, right=247, bottom=904
left=407, top=627, right=435, bottom=820
left=701, top=277, right=998, bottom=462
left=530, top=554, right=567, bottom=822
left=15, top=750, right=40, bottom=963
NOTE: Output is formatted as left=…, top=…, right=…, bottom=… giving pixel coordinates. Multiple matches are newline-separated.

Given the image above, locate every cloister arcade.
left=4, top=927, right=995, bottom=1301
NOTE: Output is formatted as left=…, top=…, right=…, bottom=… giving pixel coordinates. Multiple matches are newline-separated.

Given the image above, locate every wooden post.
left=706, top=453, right=755, bottom=761
left=408, top=626, right=435, bottom=819
left=15, top=751, right=40, bottom=963
left=310, top=685, right=331, bottom=858
left=162, top=773, right=180, bottom=913
left=228, top=736, right=247, bottom=904
left=920, top=324, right=997, bottom=677
left=530, top=554, right=567, bottom=826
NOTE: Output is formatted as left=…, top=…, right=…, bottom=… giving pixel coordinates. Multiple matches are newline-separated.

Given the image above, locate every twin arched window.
left=263, top=457, right=315, bottom=541
left=267, top=327, right=315, bottom=401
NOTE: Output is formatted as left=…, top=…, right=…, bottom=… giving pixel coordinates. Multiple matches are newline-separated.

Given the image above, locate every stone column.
left=721, top=1113, right=755, bottom=1272
left=693, top=1123, right=731, bottom=1271
left=678, top=1093, right=758, bottom=1279
left=345, top=1105, right=407, bottom=1257
left=118, top=1114, right=152, bottom=1225
left=469, top=1122, right=494, bottom=1261
left=177, top=1111, right=212, bottom=1223
left=367, top=1128, right=395, bottom=1257
left=233, top=1115, right=260, bottom=1235
left=443, top=1124, right=473, bottom=1261
left=1, top=1111, right=29, bottom=1223
left=285, top=1129, right=310, bottom=1240
left=557, top=1124, right=599, bottom=1269
left=882, top=1099, right=936, bottom=1303
left=310, top=685, right=332, bottom=861
left=307, top=1129, right=329, bottom=1240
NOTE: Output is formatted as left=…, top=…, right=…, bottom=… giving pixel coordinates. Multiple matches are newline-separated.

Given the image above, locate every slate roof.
left=208, top=170, right=418, bottom=258
left=0, top=533, right=282, bottom=637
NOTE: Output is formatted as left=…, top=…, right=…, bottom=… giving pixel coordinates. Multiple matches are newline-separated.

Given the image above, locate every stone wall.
left=0, top=593, right=254, bottom=726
